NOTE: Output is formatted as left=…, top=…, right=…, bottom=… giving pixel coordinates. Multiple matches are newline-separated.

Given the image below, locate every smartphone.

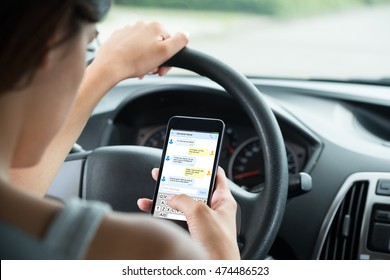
left=151, top=116, right=225, bottom=228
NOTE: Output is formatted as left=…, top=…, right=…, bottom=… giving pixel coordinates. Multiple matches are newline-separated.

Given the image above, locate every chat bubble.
left=184, top=167, right=205, bottom=178
left=176, top=139, right=196, bottom=146
left=188, top=148, right=209, bottom=156
left=168, top=176, right=195, bottom=187
left=172, top=155, right=196, bottom=166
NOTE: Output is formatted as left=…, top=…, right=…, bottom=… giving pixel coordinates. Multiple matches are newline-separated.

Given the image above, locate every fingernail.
left=182, top=31, right=190, bottom=39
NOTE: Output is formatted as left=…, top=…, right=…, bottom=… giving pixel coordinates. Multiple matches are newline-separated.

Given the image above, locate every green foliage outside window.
left=114, top=0, right=390, bottom=17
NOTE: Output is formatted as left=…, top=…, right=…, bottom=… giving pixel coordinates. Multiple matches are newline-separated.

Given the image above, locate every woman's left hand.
left=90, top=21, right=189, bottom=86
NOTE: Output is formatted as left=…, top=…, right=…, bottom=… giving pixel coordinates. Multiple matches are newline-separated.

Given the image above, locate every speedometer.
left=228, top=137, right=298, bottom=192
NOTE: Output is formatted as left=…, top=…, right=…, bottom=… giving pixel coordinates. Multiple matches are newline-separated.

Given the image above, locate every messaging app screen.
left=153, top=129, right=220, bottom=221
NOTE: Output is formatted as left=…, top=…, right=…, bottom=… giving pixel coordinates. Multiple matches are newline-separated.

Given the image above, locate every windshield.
left=98, top=0, right=390, bottom=81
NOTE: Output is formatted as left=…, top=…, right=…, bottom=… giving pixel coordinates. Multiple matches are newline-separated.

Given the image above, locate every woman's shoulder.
left=0, top=183, right=62, bottom=239
left=0, top=182, right=63, bottom=259
left=0, top=184, right=206, bottom=259
left=85, top=211, right=207, bottom=259
left=0, top=186, right=109, bottom=259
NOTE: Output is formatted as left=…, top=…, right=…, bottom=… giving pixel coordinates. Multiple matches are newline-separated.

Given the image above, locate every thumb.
left=168, top=194, right=208, bottom=220
left=137, top=198, right=153, bottom=213
left=161, top=31, right=190, bottom=60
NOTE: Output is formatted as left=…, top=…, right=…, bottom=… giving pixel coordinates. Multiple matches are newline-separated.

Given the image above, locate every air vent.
left=319, top=181, right=368, bottom=259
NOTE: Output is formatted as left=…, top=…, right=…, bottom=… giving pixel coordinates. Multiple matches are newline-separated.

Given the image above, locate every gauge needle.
left=234, top=169, right=261, bottom=180
left=227, top=144, right=235, bottom=154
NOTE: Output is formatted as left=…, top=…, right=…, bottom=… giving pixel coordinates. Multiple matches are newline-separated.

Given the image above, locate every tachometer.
left=142, top=126, right=166, bottom=148
left=228, top=137, right=298, bottom=192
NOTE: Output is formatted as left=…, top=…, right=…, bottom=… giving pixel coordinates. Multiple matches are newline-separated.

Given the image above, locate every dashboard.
left=58, top=75, right=390, bottom=260
left=96, top=85, right=321, bottom=193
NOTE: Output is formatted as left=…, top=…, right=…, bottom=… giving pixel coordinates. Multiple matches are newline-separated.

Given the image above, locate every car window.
left=97, top=0, right=390, bottom=81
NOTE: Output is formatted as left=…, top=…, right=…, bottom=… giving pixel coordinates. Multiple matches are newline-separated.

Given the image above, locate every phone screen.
left=152, top=128, right=221, bottom=222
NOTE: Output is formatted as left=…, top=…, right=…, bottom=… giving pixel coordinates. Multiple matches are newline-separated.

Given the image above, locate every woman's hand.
left=137, top=167, right=240, bottom=260
left=90, top=20, right=189, bottom=86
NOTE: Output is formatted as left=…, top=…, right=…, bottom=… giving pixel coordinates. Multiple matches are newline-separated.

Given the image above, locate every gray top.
left=0, top=199, right=111, bottom=259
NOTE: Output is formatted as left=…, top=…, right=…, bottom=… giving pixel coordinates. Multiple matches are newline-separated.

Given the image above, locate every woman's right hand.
left=138, top=167, right=240, bottom=260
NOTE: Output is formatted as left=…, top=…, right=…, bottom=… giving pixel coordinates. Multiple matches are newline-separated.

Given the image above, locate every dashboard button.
left=375, top=210, right=390, bottom=223
left=368, top=223, right=390, bottom=253
left=376, top=180, right=390, bottom=196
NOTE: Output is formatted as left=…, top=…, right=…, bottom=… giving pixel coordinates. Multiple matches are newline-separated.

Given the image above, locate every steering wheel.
left=80, top=47, right=288, bottom=259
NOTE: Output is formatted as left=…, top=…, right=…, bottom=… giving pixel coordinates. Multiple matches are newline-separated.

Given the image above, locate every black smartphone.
left=151, top=116, right=225, bottom=228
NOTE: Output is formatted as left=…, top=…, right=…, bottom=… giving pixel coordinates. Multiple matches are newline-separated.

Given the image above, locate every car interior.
left=46, top=1, right=390, bottom=260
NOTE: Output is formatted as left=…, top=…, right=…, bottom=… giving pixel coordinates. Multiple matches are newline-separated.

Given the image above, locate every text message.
left=176, top=139, right=196, bottom=146
left=168, top=176, right=195, bottom=187
left=188, top=148, right=209, bottom=156
left=184, top=167, right=205, bottom=178
left=172, top=155, right=196, bottom=166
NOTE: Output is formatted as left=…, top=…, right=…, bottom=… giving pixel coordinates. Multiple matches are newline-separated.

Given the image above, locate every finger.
left=151, top=168, right=159, bottom=181
left=210, top=167, right=236, bottom=211
left=213, top=167, right=230, bottom=193
left=160, top=31, right=189, bottom=60
left=168, top=194, right=208, bottom=220
left=158, top=32, right=171, bottom=42
left=158, top=66, right=172, bottom=76
left=148, top=67, right=159, bottom=75
left=137, top=198, right=153, bottom=213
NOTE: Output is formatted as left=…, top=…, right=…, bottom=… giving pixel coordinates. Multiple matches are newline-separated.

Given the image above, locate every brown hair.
left=0, top=0, right=111, bottom=94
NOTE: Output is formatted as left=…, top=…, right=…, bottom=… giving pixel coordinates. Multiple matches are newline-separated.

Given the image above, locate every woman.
left=0, top=0, right=240, bottom=259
